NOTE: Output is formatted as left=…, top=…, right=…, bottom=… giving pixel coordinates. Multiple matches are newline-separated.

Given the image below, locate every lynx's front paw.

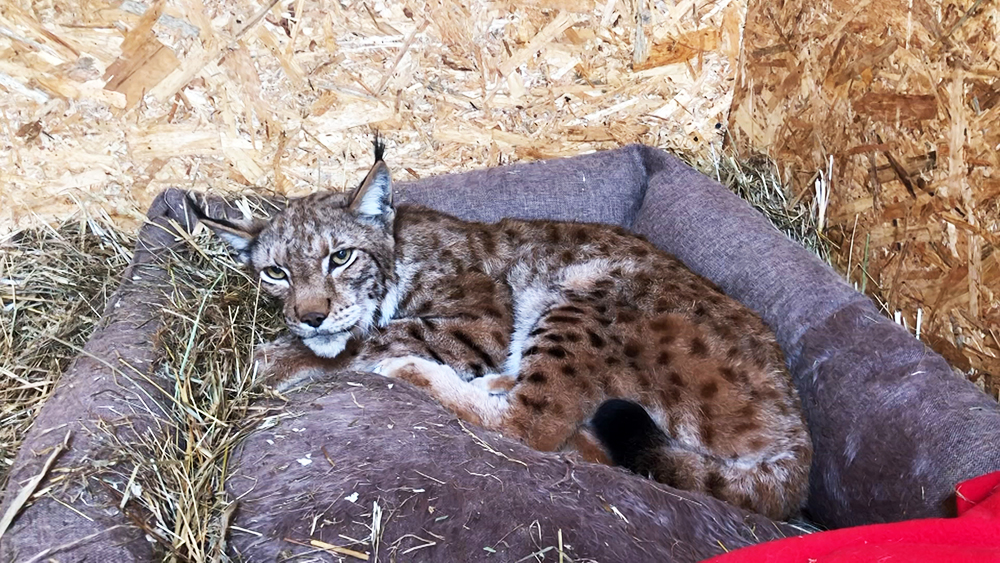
left=372, top=356, right=509, bottom=427
left=372, top=356, right=460, bottom=390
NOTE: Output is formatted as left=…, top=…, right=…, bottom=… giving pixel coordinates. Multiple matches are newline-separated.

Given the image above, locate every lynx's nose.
left=301, top=312, right=326, bottom=328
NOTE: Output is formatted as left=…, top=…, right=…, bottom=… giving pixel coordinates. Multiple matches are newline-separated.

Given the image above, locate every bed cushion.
left=3, top=145, right=997, bottom=561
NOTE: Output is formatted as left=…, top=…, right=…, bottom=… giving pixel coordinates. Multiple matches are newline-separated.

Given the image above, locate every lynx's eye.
left=330, top=248, right=354, bottom=268
left=260, top=266, right=288, bottom=283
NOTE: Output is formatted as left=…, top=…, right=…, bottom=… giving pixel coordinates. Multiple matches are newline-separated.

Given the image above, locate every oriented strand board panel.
left=730, top=0, right=1000, bottom=396
left=0, top=0, right=746, bottom=233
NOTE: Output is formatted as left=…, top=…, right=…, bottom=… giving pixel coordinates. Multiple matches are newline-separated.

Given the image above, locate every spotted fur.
left=193, top=147, right=813, bottom=520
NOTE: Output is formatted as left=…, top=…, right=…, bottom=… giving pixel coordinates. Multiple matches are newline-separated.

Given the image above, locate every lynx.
left=191, top=142, right=812, bottom=520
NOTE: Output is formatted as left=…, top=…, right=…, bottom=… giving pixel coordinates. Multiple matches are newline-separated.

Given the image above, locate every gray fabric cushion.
left=791, top=303, right=1000, bottom=526
left=396, top=146, right=647, bottom=226
left=228, top=373, right=795, bottom=561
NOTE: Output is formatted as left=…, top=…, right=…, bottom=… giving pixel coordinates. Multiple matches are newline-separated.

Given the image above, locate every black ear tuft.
left=373, top=132, right=385, bottom=163
left=185, top=193, right=266, bottom=259
left=186, top=192, right=211, bottom=222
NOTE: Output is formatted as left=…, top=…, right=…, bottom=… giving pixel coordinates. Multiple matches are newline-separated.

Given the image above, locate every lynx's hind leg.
left=503, top=296, right=614, bottom=452
left=374, top=356, right=511, bottom=428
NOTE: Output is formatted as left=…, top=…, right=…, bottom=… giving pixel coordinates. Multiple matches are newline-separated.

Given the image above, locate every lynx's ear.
left=348, top=159, right=394, bottom=226
left=186, top=194, right=267, bottom=262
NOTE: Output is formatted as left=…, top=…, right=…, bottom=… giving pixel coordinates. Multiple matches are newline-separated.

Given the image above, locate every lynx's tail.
left=590, top=399, right=672, bottom=478
left=590, top=398, right=807, bottom=520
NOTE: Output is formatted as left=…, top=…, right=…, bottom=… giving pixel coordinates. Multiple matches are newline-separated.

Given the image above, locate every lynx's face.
left=248, top=195, right=395, bottom=356
left=194, top=159, right=397, bottom=358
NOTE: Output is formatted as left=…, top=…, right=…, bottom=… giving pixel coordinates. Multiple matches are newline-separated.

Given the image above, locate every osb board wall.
left=0, top=0, right=746, bottom=233
left=730, top=0, right=999, bottom=398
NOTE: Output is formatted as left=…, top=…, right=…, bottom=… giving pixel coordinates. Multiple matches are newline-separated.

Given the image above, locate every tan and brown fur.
left=192, top=143, right=812, bottom=520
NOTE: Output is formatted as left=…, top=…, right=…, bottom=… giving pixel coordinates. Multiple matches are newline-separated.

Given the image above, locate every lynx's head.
left=191, top=146, right=397, bottom=358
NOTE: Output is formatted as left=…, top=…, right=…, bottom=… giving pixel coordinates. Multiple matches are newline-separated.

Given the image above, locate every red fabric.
left=706, top=471, right=1000, bottom=563
left=956, top=471, right=1000, bottom=516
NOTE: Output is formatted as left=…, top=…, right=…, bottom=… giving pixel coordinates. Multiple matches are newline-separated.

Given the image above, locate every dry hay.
left=1, top=0, right=747, bottom=235
left=0, top=147, right=822, bottom=559
left=2, top=216, right=287, bottom=559
left=90, top=232, right=287, bottom=559
left=0, top=213, right=134, bottom=490
left=729, top=0, right=1000, bottom=399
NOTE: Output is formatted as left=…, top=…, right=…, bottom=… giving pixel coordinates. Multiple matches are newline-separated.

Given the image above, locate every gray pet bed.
left=2, top=145, right=998, bottom=562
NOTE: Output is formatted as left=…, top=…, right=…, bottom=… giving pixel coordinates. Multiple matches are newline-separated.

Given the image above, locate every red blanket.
left=707, top=472, right=1000, bottom=562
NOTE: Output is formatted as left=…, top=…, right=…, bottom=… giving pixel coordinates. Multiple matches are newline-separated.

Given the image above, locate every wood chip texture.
left=1, top=0, right=745, bottom=232
left=730, top=0, right=1000, bottom=397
